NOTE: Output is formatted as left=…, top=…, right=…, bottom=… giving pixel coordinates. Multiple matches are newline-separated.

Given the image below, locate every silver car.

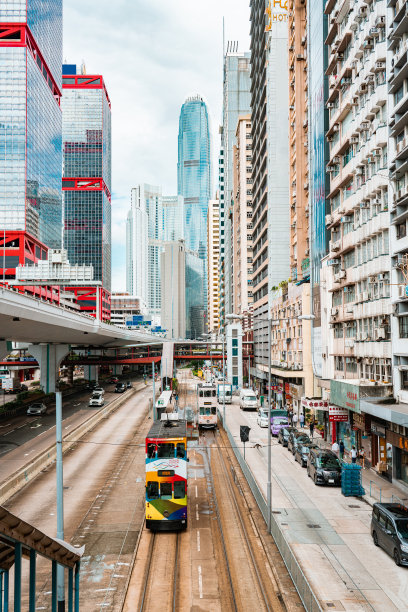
left=27, top=402, right=47, bottom=416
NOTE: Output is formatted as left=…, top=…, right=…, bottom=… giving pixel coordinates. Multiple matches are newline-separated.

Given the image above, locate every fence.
left=219, top=411, right=323, bottom=612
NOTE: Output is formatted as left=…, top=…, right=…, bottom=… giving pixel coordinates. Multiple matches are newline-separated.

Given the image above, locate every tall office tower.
left=307, top=0, right=329, bottom=378
left=0, top=0, right=63, bottom=282
left=162, top=195, right=184, bottom=242
left=62, top=64, right=112, bottom=313
left=218, top=147, right=226, bottom=331
left=207, top=198, right=220, bottom=333
left=391, top=1, right=408, bottom=415
left=141, top=184, right=163, bottom=322
left=323, top=2, right=391, bottom=451
left=185, top=249, right=205, bottom=339
left=221, top=48, right=251, bottom=317
left=232, top=116, right=253, bottom=318
left=160, top=241, right=186, bottom=339
left=177, top=95, right=211, bottom=316
left=289, top=0, right=309, bottom=283
left=126, top=187, right=148, bottom=302
left=250, top=1, right=289, bottom=375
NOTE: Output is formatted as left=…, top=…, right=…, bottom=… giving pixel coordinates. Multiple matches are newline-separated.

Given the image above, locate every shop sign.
left=285, top=382, right=291, bottom=396
left=289, top=383, right=303, bottom=399
left=330, top=380, right=360, bottom=414
left=301, top=398, right=329, bottom=411
left=371, top=421, right=386, bottom=438
left=329, top=405, right=349, bottom=422
left=266, top=384, right=282, bottom=391
left=352, top=412, right=370, bottom=431
left=386, top=430, right=408, bottom=452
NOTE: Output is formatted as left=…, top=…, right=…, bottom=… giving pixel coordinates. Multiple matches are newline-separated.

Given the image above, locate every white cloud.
left=63, top=0, right=250, bottom=290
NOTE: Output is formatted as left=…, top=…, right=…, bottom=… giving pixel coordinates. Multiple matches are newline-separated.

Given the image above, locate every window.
left=397, top=222, right=406, bottom=240
left=160, top=482, right=172, bottom=500
left=401, top=371, right=408, bottom=390
left=395, top=85, right=404, bottom=106
left=399, top=317, right=408, bottom=339
left=176, top=443, right=185, bottom=458
left=157, top=443, right=174, bottom=458
left=174, top=481, right=186, bottom=499
left=147, top=481, right=159, bottom=499
left=147, top=443, right=156, bottom=458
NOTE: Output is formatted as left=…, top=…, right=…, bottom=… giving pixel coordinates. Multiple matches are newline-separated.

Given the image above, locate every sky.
left=63, top=0, right=250, bottom=291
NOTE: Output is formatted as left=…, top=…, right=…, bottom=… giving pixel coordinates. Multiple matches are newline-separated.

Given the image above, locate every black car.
left=307, top=449, right=341, bottom=486
left=294, top=443, right=320, bottom=467
left=126, top=381, right=132, bottom=389
left=278, top=426, right=296, bottom=447
left=115, top=383, right=126, bottom=393
left=371, top=503, right=408, bottom=566
left=287, top=431, right=310, bottom=455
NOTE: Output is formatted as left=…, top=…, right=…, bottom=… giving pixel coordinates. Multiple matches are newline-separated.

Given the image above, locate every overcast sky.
left=63, top=1, right=250, bottom=291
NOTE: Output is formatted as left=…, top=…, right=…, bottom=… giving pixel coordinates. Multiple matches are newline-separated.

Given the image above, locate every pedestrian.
left=351, top=445, right=357, bottom=464
left=299, top=412, right=305, bottom=429
left=288, top=409, right=293, bottom=426
left=331, top=440, right=339, bottom=457
left=309, top=419, right=315, bottom=438
left=339, top=439, right=345, bottom=461
left=359, top=447, right=366, bottom=469
left=293, top=412, right=298, bottom=428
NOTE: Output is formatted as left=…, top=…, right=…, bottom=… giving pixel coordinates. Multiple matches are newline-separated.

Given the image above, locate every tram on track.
left=145, top=418, right=188, bottom=530
left=197, top=382, right=218, bottom=429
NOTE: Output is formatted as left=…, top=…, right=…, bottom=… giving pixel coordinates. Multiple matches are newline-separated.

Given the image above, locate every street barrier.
left=219, top=410, right=323, bottom=612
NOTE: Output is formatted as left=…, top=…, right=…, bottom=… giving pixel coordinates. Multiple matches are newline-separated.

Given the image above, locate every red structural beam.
left=62, top=177, right=111, bottom=202
left=62, top=74, right=111, bottom=108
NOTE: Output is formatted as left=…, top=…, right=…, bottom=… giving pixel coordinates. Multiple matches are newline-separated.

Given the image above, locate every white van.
left=239, top=389, right=258, bottom=411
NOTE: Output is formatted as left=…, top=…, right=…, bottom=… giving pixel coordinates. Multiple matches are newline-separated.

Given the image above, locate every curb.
left=0, top=382, right=147, bottom=505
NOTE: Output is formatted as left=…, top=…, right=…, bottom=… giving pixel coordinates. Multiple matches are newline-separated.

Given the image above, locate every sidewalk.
left=226, top=403, right=408, bottom=612
left=297, top=425, right=408, bottom=508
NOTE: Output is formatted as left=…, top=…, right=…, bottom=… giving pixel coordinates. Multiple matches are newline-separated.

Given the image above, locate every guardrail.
left=369, top=480, right=383, bottom=502
left=218, top=410, right=323, bottom=612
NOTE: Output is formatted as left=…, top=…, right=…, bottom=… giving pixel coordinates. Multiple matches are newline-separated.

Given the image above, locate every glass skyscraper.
left=0, top=0, right=63, bottom=277
left=177, top=95, right=211, bottom=333
left=62, top=66, right=112, bottom=294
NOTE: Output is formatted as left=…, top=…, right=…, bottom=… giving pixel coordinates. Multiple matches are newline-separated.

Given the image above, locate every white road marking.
left=195, top=485, right=198, bottom=498
left=196, top=504, right=199, bottom=521
left=198, top=566, right=203, bottom=599
left=197, top=530, right=200, bottom=552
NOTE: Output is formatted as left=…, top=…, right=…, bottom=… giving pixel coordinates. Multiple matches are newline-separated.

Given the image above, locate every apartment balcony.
left=351, top=255, right=391, bottom=285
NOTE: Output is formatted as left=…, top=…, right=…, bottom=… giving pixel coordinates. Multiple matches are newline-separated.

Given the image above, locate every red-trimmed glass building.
left=62, top=65, right=112, bottom=318
left=0, top=0, right=63, bottom=284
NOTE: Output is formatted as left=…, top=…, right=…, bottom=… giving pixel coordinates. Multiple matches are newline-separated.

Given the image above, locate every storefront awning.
left=360, top=399, right=408, bottom=427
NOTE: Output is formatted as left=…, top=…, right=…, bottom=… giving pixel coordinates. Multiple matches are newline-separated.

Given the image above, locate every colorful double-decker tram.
left=145, top=418, right=188, bottom=530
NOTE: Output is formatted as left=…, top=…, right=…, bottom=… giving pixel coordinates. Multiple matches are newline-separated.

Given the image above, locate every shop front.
left=352, top=412, right=372, bottom=468
left=386, top=429, right=408, bottom=486
left=371, top=420, right=391, bottom=481
left=289, top=383, right=303, bottom=415
left=301, top=398, right=329, bottom=438
left=330, top=380, right=360, bottom=446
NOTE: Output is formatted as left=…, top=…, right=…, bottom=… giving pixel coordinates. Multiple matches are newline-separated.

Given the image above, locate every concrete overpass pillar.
left=29, top=344, right=70, bottom=394
left=0, top=340, right=12, bottom=360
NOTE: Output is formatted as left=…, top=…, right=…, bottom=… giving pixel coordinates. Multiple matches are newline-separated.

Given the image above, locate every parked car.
left=307, top=449, right=342, bottom=486
left=27, top=402, right=47, bottom=416
left=126, top=381, right=132, bottom=389
left=277, top=426, right=296, bottom=447
left=287, top=431, right=310, bottom=455
left=294, top=443, right=320, bottom=467
left=89, top=394, right=104, bottom=407
left=115, top=383, right=126, bottom=393
left=109, top=376, right=119, bottom=384
left=257, top=408, right=269, bottom=428
left=371, top=503, right=408, bottom=566
left=271, top=415, right=289, bottom=436
left=239, top=389, right=258, bottom=410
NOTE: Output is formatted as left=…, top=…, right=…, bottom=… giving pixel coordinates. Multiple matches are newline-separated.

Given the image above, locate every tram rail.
left=138, top=530, right=180, bottom=612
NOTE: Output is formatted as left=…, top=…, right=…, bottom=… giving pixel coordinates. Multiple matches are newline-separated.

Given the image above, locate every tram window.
left=147, top=443, right=156, bottom=458
left=157, top=443, right=174, bottom=458
left=200, top=408, right=204, bottom=415
left=160, top=482, right=172, bottom=500
left=174, top=481, right=186, bottom=499
left=176, top=443, right=185, bottom=458
left=211, top=407, right=217, bottom=415
left=205, top=407, right=211, bottom=416
left=212, top=390, right=216, bottom=397
left=147, top=481, right=159, bottom=499
left=200, top=391, right=204, bottom=398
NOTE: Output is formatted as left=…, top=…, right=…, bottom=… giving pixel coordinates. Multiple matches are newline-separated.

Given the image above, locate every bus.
left=197, top=382, right=218, bottom=429
left=145, top=418, right=188, bottom=530
left=155, top=390, right=173, bottom=419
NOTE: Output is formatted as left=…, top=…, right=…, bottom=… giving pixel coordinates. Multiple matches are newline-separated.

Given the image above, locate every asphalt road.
left=0, top=377, right=142, bottom=459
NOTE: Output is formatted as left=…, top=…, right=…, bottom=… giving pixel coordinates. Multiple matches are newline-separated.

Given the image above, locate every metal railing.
left=369, top=480, right=382, bottom=502
left=219, top=411, right=322, bottom=612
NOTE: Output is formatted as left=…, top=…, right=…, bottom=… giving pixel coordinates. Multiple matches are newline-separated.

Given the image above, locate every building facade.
left=160, top=241, right=186, bottom=339
left=221, top=49, right=251, bottom=317
left=207, top=198, right=220, bottom=333
left=62, top=66, right=112, bottom=296
left=185, top=249, right=205, bottom=339
left=110, top=293, right=147, bottom=328
left=232, top=116, right=253, bottom=318
left=126, top=187, right=148, bottom=303
left=0, top=0, right=63, bottom=284
left=218, top=147, right=226, bottom=332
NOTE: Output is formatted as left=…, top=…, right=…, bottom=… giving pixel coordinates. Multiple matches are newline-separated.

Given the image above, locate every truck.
left=2, top=377, right=21, bottom=394
left=217, top=383, right=232, bottom=404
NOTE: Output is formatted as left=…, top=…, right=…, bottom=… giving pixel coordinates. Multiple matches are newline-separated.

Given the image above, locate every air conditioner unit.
left=338, top=53, right=344, bottom=60
left=305, top=248, right=309, bottom=256
left=327, top=102, right=335, bottom=109
left=369, top=27, right=379, bottom=36
left=378, top=273, right=386, bottom=281
left=356, top=167, right=363, bottom=175
left=346, top=305, right=354, bottom=314
left=375, top=16, right=385, bottom=26
left=360, top=83, right=367, bottom=92
left=367, top=74, right=375, bottom=82
left=333, top=156, right=340, bottom=163
left=358, top=6, right=367, bottom=15
left=350, top=22, right=358, bottom=31
left=345, top=339, right=355, bottom=348
left=363, top=291, right=369, bottom=301
left=375, top=61, right=385, bottom=71
left=331, top=241, right=341, bottom=252
left=350, top=136, right=359, bottom=144
left=338, top=270, right=346, bottom=279
left=331, top=307, right=339, bottom=316
left=376, top=328, right=386, bottom=340
left=326, top=214, right=333, bottom=225
left=361, top=121, right=371, bottom=130
left=333, top=124, right=339, bottom=132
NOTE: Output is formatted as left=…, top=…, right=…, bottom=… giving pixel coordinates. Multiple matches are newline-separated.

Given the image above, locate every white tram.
left=197, top=382, right=218, bottom=429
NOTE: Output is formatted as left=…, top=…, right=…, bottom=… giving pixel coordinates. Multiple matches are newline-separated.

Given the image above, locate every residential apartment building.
left=323, top=0, right=392, bottom=462
left=232, top=116, right=253, bottom=318
left=126, top=187, right=148, bottom=303
left=0, top=0, right=63, bottom=288
left=207, top=198, right=220, bottom=333
left=289, top=0, right=310, bottom=282
left=218, top=147, right=226, bottom=331
left=62, top=65, right=112, bottom=321
left=221, top=48, right=251, bottom=317
left=161, top=241, right=186, bottom=339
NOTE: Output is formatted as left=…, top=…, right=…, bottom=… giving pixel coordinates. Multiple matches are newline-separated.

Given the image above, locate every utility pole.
left=55, top=386, right=65, bottom=610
